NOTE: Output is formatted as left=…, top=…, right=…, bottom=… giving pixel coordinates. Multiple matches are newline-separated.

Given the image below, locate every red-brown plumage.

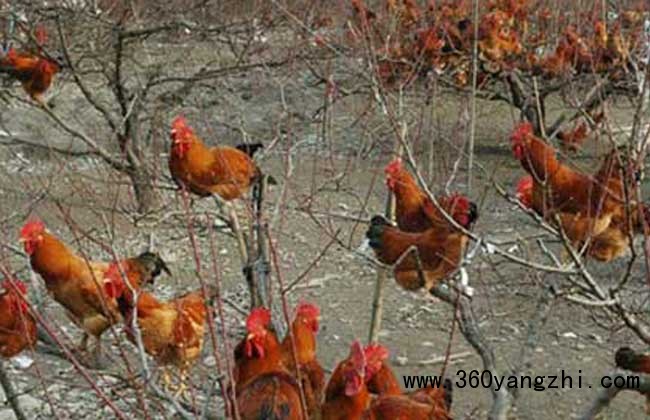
left=236, top=371, right=306, bottom=420
left=168, top=116, right=262, bottom=200
left=366, top=209, right=476, bottom=291
left=385, top=159, right=477, bottom=232
left=0, top=47, right=60, bottom=104
left=0, top=279, right=37, bottom=358
left=104, top=269, right=209, bottom=375
left=234, top=307, right=287, bottom=389
left=20, top=219, right=170, bottom=361
left=511, top=124, right=650, bottom=261
left=281, top=302, right=325, bottom=418
left=322, top=340, right=372, bottom=420
left=364, top=344, right=453, bottom=419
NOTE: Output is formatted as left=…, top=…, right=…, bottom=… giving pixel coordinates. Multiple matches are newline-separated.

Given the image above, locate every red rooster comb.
left=511, top=121, right=534, bottom=144
left=364, top=343, right=389, bottom=378
left=448, top=193, right=470, bottom=212
left=349, top=340, right=366, bottom=372
left=296, top=302, right=320, bottom=320
left=20, top=219, right=45, bottom=240
left=103, top=262, right=126, bottom=299
left=1, top=279, right=27, bottom=295
left=246, top=307, right=271, bottom=333
left=516, top=175, right=533, bottom=206
left=170, top=116, right=193, bottom=139
left=384, top=158, right=403, bottom=176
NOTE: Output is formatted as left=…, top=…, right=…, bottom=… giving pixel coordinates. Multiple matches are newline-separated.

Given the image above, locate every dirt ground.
left=0, top=62, right=649, bottom=420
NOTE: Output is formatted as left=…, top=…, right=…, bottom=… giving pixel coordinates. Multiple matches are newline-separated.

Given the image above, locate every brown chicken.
left=615, top=347, right=650, bottom=414
left=557, top=112, right=604, bottom=152
left=233, top=307, right=287, bottom=389
left=233, top=307, right=306, bottom=419
left=168, top=116, right=264, bottom=201
left=281, top=302, right=325, bottom=418
left=104, top=267, right=212, bottom=395
left=512, top=125, right=649, bottom=261
left=322, top=340, right=372, bottom=420
left=236, top=370, right=306, bottom=420
left=366, top=194, right=477, bottom=292
left=364, top=344, right=402, bottom=396
left=385, top=158, right=478, bottom=232
left=20, top=219, right=169, bottom=364
left=364, top=344, right=453, bottom=419
left=0, top=279, right=37, bottom=358
left=511, top=122, right=618, bottom=249
left=0, top=27, right=63, bottom=106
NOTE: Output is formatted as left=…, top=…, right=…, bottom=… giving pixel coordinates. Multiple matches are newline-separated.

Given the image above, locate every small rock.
left=395, top=356, right=408, bottom=366
left=562, top=332, right=578, bottom=339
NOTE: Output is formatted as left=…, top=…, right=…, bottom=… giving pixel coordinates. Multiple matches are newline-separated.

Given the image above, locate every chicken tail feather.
left=235, top=142, right=264, bottom=158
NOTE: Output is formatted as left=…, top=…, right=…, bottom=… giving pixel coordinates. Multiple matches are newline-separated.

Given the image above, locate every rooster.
left=168, top=116, right=265, bottom=201
left=281, top=302, right=325, bottom=418
left=233, top=307, right=287, bottom=389
left=366, top=194, right=477, bottom=292
left=322, top=340, right=372, bottom=420
left=615, top=347, right=650, bottom=415
left=104, top=266, right=213, bottom=396
left=20, top=219, right=169, bottom=365
left=0, top=279, right=37, bottom=358
left=234, top=307, right=306, bottom=419
left=385, top=158, right=477, bottom=232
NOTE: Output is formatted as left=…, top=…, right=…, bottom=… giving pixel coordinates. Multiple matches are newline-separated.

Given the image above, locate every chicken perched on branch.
left=281, top=302, right=325, bottom=418
left=20, top=219, right=169, bottom=365
left=0, top=279, right=37, bottom=358
left=615, top=347, right=650, bottom=414
left=104, top=267, right=212, bottom=396
left=511, top=122, right=615, bottom=248
left=0, top=27, right=64, bottom=106
left=168, top=116, right=266, bottom=201
left=234, top=307, right=306, bottom=419
left=512, top=124, right=649, bottom=261
left=385, top=158, right=477, bottom=232
left=366, top=194, right=477, bottom=292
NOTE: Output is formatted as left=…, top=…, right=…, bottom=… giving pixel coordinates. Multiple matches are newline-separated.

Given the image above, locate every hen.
left=20, top=219, right=169, bottom=364
left=0, top=279, right=37, bottom=358
left=511, top=122, right=620, bottom=251
left=322, top=340, right=372, bottom=420
left=233, top=307, right=306, bottom=419
left=104, top=267, right=212, bottom=395
left=366, top=195, right=477, bottom=292
left=0, top=27, right=63, bottom=106
left=615, top=347, right=650, bottom=414
left=168, top=116, right=264, bottom=201
left=281, top=302, right=325, bottom=418
left=513, top=132, right=649, bottom=261
left=385, top=158, right=476, bottom=232
left=364, top=344, right=453, bottom=419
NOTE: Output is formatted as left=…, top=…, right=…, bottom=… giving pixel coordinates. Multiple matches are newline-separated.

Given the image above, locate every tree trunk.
left=128, top=167, right=157, bottom=214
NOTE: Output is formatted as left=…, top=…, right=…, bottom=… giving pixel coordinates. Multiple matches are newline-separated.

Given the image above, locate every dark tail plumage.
left=133, top=251, right=171, bottom=284
left=366, top=215, right=391, bottom=250
left=236, top=142, right=264, bottom=158
left=615, top=346, right=637, bottom=370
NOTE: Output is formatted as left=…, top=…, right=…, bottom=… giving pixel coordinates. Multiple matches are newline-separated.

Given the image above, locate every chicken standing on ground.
left=20, top=219, right=169, bottom=366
